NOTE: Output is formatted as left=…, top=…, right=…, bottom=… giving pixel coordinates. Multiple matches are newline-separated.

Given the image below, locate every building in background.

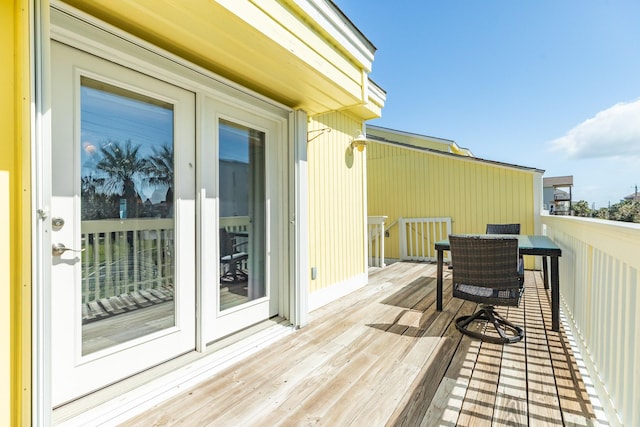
left=623, top=186, right=640, bottom=202
left=543, top=175, right=573, bottom=215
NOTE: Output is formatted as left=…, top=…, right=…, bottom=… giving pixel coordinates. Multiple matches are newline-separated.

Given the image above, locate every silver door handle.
left=52, top=243, right=85, bottom=257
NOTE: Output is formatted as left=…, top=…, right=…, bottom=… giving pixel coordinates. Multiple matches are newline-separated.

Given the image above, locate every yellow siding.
left=2, top=1, right=30, bottom=425
left=1, top=1, right=14, bottom=423
left=308, top=112, right=366, bottom=292
left=368, top=142, right=536, bottom=266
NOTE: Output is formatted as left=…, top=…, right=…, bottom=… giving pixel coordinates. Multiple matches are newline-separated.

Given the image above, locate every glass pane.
left=80, top=77, right=176, bottom=355
left=219, top=119, right=266, bottom=310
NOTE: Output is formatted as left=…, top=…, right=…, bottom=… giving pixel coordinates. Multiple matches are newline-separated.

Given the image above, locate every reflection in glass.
left=219, top=119, right=266, bottom=310
left=80, top=77, right=176, bottom=355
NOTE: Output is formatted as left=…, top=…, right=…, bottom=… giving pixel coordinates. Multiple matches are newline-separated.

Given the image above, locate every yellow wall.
left=368, top=142, right=537, bottom=264
left=1, top=0, right=30, bottom=425
left=308, top=112, right=366, bottom=291
left=1, top=1, right=15, bottom=424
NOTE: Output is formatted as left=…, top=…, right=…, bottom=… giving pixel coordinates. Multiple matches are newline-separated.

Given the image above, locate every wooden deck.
left=122, top=262, right=598, bottom=426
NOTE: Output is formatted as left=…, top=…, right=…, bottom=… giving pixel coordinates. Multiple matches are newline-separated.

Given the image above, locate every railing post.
left=367, top=216, right=387, bottom=268
left=399, top=217, right=407, bottom=260
left=379, top=221, right=385, bottom=268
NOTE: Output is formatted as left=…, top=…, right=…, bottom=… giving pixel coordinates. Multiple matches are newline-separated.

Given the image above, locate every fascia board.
left=286, top=0, right=376, bottom=71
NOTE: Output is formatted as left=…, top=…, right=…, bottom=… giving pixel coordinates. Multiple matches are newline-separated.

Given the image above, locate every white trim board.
left=308, top=273, right=368, bottom=312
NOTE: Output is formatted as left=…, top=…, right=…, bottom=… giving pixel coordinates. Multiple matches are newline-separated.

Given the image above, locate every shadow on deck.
left=123, top=262, right=603, bottom=426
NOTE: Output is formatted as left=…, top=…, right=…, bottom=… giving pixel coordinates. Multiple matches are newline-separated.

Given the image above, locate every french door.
left=201, top=98, right=283, bottom=343
left=50, top=41, right=196, bottom=406
left=50, top=38, right=287, bottom=406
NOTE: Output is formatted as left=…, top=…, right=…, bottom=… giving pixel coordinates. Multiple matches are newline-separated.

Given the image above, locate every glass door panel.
left=80, top=77, right=177, bottom=355
left=218, top=120, right=266, bottom=311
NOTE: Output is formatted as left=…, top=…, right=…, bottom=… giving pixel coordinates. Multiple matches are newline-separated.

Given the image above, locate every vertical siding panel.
left=506, top=169, right=514, bottom=221
left=430, top=155, right=438, bottom=220
left=484, top=165, right=492, bottom=226
left=331, top=114, right=338, bottom=284
left=453, top=158, right=462, bottom=231
left=503, top=168, right=510, bottom=222
left=462, top=161, right=470, bottom=231
left=466, top=163, right=474, bottom=231
left=409, top=148, right=417, bottom=216
left=461, top=162, right=469, bottom=231
left=470, top=163, right=480, bottom=232
left=503, top=169, right=511, bottom=222
left=415, top=149, right=423, bottom=217
left=308, top=112, right=366, bottom=293
left=519, top=174, right=534, bottom=234
left=498, top=167, right=506, bottom=223
left=486, top=166, right=494, bottom=224
left=499, top=167, right=506, bottom=223
left=426, top=155, right=433, bottom=216
left=480, top=165, right=488, bottom=227
left=336, top=113, right=343, bottom=282
left=506, top=168, right=514, bottom=221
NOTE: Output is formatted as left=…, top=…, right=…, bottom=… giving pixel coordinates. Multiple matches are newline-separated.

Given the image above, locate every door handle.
left=52, top=243, right=85, bottom=257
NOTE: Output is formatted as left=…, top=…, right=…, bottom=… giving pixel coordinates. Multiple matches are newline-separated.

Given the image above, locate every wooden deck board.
left=121, top=262, right=599, bottom=427
left=492, top=301, right=528, bottom=426
left=523, top=271, right=564, bottom=426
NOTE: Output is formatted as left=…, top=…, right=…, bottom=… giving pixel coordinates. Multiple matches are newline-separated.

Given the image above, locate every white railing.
left=220, top=215, right=250, bottom=233
left=81, top=216, right=251, bottom=305
left=367, top=216, right=387, bottom=268
left=542, top=215, right=639, bottom=427
left=399, top=217, right=452, bottom=262
left=81, top=218, right=174, bottom=303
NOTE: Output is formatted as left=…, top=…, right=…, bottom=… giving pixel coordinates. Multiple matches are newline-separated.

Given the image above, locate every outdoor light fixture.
left=351, top=132, right=368, bottom=152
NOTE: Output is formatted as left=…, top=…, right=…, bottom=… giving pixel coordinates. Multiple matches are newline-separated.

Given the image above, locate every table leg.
left=542, top=256, right=549, bottom=290
left=437, top=249, right=443, bottom=311
left=551, top=256, right=559, bottom=332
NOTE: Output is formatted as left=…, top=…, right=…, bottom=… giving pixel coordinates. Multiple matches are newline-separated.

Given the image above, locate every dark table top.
left=435, top=234, right=562, bottom=256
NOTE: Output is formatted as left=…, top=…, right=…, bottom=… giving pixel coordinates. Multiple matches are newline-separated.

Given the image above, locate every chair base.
left=455, top=305, right=524, bottom=344
left=220, top=266, right=248, bottom=284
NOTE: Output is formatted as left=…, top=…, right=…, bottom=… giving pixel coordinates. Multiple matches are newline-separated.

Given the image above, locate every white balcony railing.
left=542, top=214, right=639, bottom=427
left=81, top=216, right=251, bottom=305
left=81, top=219, right=174, bottom=304
left=220, top=216, right=250, bottom=273
left=220, top=215, right=250, bottom=234
left=367, top=216, right=387, bottom=268
left=399, top=217, right=452, bottom=262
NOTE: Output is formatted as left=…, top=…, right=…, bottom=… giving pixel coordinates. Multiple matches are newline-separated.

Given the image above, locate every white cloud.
left=550, top=99, right=640, bottom=159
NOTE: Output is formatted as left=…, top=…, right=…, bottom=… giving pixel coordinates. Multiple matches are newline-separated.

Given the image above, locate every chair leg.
left=221, top=259, right=248, bottom=283
left=456, top=305, right=524, bottom=344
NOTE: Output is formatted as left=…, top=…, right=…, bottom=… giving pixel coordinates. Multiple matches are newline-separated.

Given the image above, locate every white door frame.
left=200, top=95, right=288, bottom=344
left=50, top=41, right=198, bottom=407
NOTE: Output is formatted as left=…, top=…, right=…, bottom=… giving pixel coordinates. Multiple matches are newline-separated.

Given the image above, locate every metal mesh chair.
left=449, top=235, right=524, bottom=344
left=487, top=223, right=524, bottom=284
left=486, top=223, right=521, bottom=234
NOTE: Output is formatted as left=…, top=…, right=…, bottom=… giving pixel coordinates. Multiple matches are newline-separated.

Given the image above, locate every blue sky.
left=335, top=1, right=640, bottom=208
